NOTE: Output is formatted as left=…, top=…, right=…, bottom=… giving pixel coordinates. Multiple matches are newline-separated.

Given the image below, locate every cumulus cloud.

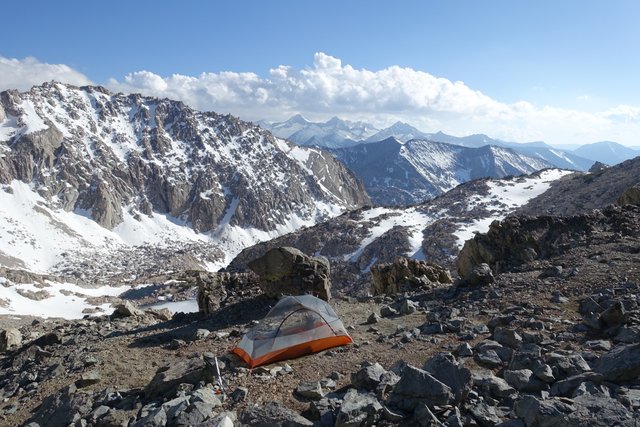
left=105, top=52, right=640, bottom=146
left=3, top=53, right=638, bottom=146
left=0, top=56, right=92, bottom=91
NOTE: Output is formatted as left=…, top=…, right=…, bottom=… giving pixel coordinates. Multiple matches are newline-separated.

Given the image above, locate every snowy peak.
left=260, top=115, right=380, bottom=148
left=366, top=121, right=430, bottom=143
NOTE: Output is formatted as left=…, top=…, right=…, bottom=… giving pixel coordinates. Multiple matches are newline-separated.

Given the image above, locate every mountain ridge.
left=0, top=82, right=370, bottom=276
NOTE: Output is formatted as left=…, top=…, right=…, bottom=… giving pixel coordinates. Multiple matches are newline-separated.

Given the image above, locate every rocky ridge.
left=0, top=82, right=368, bottom=277
left=228, top=169, right=571, bottom=294
left=330, top=137, right=553, bottom=205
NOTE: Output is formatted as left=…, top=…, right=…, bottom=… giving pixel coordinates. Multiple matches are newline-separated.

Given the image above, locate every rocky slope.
left=1, top=203, right=639, bottom=426
left=228, top=169, right=571, bottom=294
left=0, top=83, right=369, bottom=277
left=517, top=156, right=640, bottom=216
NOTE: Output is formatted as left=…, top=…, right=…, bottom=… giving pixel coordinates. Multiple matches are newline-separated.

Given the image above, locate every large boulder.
left=387, top=364, right=454, bottom=411
left=240, top=401, right=313, bottom=426
left=0, top=328, right=22, bottom=352
left=196, top=271, right=258, bottom=314
left=145, top=356, right=216, bottom=399
left=248, top=247, right=332, bottom=301
left=370, top=256, right=451, bottom=296
left=616, top=183, right=640, bottom=206
left=595, top=343, right=640, bottom=383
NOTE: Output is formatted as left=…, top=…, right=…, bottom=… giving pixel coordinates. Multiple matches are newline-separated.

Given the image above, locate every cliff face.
left=0, top=82, right=369, bottom=232
left=0, top=82, right=369, bottom=277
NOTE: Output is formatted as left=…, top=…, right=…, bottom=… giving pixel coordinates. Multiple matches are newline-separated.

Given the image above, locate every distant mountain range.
left=573, top=141, right=640, bottom=165
left=259, top=115, right=639, bottom=169
left=330, top=137, right=552, bottom=205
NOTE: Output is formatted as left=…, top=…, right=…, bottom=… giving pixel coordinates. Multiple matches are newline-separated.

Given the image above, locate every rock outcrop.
left=457, top=204, right=640, bottom=278
left=370, top=257, right=451, bottom=295
left=248, top=247, right=332, bottom=301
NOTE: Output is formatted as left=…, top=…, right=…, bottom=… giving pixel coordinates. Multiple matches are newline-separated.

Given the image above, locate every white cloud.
left=2, top=53, right=639, bottom=146
left=0, top=56, right=92, bottom=91
left=105, top=53, right=640, bottom=146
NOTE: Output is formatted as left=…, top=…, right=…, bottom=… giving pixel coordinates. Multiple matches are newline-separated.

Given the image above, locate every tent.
left=232, top=295, right=353, bottom=368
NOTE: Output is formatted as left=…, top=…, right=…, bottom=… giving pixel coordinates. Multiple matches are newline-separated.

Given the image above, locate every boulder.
left=351, top=362, right=387, bottom=391
left=196, top=271, right=258, bottom=314
left=240, top=401, right=313, bottom=426
left=595, top=343, right=640, bottom=383
left=111, top=301, right=144, bottom=318
left=370, top=257, right=451, bottom=296
left=0, top=328, right=22, bottom=352
left=248, top=247, right=332, bottom=301
left=422, top=353, right=472, bottom=405
left=145, top=356, right=216, bottom=398
left=616, top=184, right=640, bottom=206
left=387, top=365, right=454, bottom=411
left=462, top=263, right=495, bottom=286
left=335, top=389, right=383, bottom=427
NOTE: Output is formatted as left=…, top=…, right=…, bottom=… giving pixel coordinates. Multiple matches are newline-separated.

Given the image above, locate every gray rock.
left=145, top=356, right=215, bottom=398
left=599, top=301, right=627, bottom=328
left=351, top=362, right=387, bottom=391
left=380, top=305, right=398, bottom=317
left=585, top=340, right=611, bottom=351
left=475, top=349, right=503, bottom=368
left=240, top=401, right=313, bottom=426
left=248, top=247, right=332, bottom=301
left=470, top=401, right=502, bottom=427
left=75, top=371, right=102, bottom=388
left=503, top=369, right=548, bottom=393
left=579, top=297, right=603, bottom=315
left=132, top=407, right=167, bottom=427
left=0, top=328, right=22, bottom=352
left=595, top=343, right=640, bottom=383
left=231, top=386, right=248, bottom=402
left=547, top=353, right=591, bottom=380
left=112, top=301, right=144, bottom=318
left=412, top=403, right=441, bottom=426
left=25, top=385, right=94, bottom=427
left=571, top=394, right=635, bottom=426
left=387, top=365, right=454, bottom=411
left=296, top=381, right=324, bottom=400
left=456, top=343, right=473, bottom=357
left=204, top=412, right=236, bottom=427
left=366, top=313, right=380, bottom=324
left=514, top=395, right=573, bottom=427
left=423, top=353, right=472, bottom=404
left=195, top=328, right=211, bottom=340
left=464, top=263, right=495, bottom=286
left=335, top=389, right=383, bottom=427
left=474, top=373, right=517, bottom=400
left=534, top=364, right=555, bottom=383
left=493, top=327, right=523, bottom=349
left=400, top=299, right=419, bottom=315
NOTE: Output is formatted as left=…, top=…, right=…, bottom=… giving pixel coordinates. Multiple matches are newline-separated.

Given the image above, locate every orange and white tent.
left=232, top=295, right=353, bottom=368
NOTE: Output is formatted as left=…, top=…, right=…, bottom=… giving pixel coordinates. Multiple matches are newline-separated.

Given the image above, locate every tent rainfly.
left=232, top=295, right=353, bottom=368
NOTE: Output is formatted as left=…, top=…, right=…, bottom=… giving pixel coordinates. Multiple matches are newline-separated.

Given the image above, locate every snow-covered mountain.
left=230, top=169, right=573, bottom=294
left=260, top=116, right=593, bottom=170
left=0, top=83, right=369, bottom=279
left=330, top=137, right=552, bottom=205
left=365, top=121, right=430, bottom=143
left=573, top=141, right=640, bottom=165
left=260, top=115, right=379, bottom=148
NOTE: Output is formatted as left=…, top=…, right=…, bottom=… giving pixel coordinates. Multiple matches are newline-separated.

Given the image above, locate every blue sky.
left=1, top=0, right=639, bottom=146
